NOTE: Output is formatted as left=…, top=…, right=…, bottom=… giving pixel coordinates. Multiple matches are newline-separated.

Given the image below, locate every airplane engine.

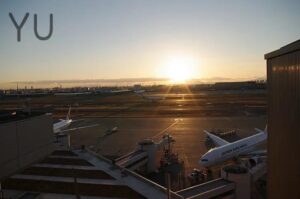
left=248, top=157, right=259, bottom=168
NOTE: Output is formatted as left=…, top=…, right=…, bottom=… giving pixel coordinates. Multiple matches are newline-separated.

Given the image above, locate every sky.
left=0, top=0, right=300, bottom=85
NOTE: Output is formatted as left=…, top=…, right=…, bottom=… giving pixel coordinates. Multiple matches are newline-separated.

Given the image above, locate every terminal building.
left=265, top=40, right=300, bottom=199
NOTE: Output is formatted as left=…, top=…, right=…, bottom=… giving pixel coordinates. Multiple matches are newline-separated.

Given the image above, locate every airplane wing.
left=71, top=119, right=85, bottom=123
left=239, top=149, right=267, bottom=158
left=204, top=130, right=229, bottom=146
left=59, top=124, right=99, bottom=133
left=245, top=149, right=267, bottom=156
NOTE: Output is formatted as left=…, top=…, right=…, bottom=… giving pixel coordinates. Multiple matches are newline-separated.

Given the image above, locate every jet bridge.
left=115, top=135, right=174, bottom=173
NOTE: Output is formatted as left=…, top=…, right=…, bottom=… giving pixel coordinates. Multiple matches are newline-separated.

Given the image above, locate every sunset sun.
left=162, top=56, right=197, bottom=83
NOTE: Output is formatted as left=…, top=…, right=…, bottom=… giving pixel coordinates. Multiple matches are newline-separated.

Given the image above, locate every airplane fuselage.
left=199, top=131, right=267, bottom=167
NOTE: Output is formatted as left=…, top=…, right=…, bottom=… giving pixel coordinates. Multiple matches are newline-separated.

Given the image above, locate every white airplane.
left=98, top=127, right=119, bottom=140
left=134, top=90, right=165, bottom=102
left=110, top=89, right=130, bottom=94
left=199, top=126, right=267, bottom=167
left=53, top=107, right=98, bottom=134
left=106, top=126, right=118, bottom=135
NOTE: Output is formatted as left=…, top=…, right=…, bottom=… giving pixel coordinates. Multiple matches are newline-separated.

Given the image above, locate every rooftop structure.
left=177, top=178, right=235, bottom=199
left=1, top=149, right=183, bottom=199
left=0, top=113, right=54, bottom=180
left=264, top=39, right=300, bottom=59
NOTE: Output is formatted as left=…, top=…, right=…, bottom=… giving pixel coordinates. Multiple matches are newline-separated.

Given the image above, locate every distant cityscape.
left=0, top=80, right=266, bottom=97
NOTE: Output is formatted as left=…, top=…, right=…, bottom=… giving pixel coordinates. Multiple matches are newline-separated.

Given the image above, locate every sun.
left=163, top=56, right=196, bottom=83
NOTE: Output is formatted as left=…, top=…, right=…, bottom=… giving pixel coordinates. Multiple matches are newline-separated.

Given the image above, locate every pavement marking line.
left=152, top=119, right=180, bottom=139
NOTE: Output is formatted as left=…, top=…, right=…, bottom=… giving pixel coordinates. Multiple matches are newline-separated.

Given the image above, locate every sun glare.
left=162, top=56, right=197, bottom=83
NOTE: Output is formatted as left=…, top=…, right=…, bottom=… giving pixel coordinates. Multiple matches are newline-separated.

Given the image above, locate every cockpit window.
left=201, top=159, right=208, bottom=162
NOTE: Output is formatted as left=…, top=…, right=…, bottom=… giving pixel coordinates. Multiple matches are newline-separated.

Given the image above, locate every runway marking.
left=152, top=119, right=180, bottom=139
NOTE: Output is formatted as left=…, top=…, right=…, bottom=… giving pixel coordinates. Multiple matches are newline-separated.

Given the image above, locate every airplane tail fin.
left=264, top=125, right=268, bottom=133
left=254, top=124, right=267, bottom=134
left=66, top=106, right=71, bottom=120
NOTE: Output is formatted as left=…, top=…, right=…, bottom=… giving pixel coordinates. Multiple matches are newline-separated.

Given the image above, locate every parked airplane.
left=106, top=126, right=118, bottom=135
left=110, top=89, right=130, bottom=94
left=53, top=107, right=98, bottom=134
left=134, top=90, right=165, bottom=102
left=199, top=126, right=267, bottom=167
left=98, top=127, right=119, bottom=140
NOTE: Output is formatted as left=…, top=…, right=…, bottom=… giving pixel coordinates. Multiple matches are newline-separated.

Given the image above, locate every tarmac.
left=0, top=88, right=267, bottom=178
left=69, top=116, right=266, bottom=175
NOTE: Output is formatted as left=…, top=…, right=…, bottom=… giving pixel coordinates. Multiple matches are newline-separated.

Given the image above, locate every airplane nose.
left=199, top=156, right=210, bottom=167
left=199, top=159, right=207, bottom=166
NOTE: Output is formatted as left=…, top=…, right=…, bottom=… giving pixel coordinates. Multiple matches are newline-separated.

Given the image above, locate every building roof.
left=265, top=39, right=300, bottom=59
left=177, top=178, right=234, bottom=199
left=1, top=149, right=183, bottom=199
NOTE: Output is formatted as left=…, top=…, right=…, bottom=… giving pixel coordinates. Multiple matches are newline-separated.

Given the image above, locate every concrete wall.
left=0, top=114, right=54, bottom=180
left=266, top=49, right=300, bottom=199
